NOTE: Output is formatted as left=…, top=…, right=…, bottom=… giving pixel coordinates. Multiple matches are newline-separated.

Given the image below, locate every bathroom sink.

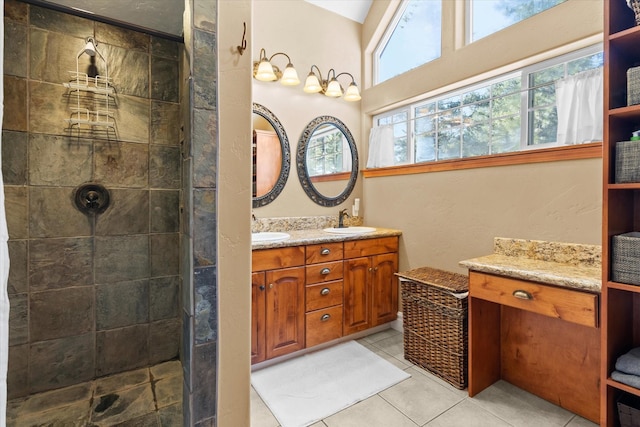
left=323, top=226, right=376, bottom=235
left=251, top=231, right=290, bottom=243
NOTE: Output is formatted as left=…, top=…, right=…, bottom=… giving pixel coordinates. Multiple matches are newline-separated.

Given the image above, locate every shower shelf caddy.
left=64, top=71, right=115, bottom=129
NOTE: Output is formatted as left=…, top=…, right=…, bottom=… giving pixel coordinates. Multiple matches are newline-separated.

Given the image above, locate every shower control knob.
left=74, top=183, right=110, bottom=215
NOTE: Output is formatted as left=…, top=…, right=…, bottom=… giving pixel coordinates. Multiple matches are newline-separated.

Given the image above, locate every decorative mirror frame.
left=252, top=103, right=291, bottom=208
left=296, top=116, right=359, bottom=207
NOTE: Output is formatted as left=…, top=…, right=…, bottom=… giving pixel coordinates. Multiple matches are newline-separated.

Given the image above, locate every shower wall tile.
left=194, top=266, right=216, bottom=344
left=29, top=237, right=93, bottom=291
left=3, top=76, right=27, bottom=131
left=8, top=293, right=27, bottom=346
left=7, top=240, right=27, bottom=294
left=7, top=344, right=28, bottom=399
left=150, top=276, right=180, bottom=321
left=5, top=186, right=28, bottom=239
left=149, top=318, right=180, bottom=364
left=182, top=311, right=193, bottom=390
left=194, top=0, right=216, bottom=33
left=151, top=37, right=179, bottom=60
left=96, top=22, right=149, bottom=52
left=30, top=29, right=90, bottom=84
left=192, top=342, right=217, bottom=422
left=4, top=0, right=27, bottom=24
left=29, top=333, right=95, bottom=393
left=150, top=190, right=180, bottom=233
left=28, top=81, right=68, bottom=136
left=104, top=44, right=150, bottom=98
left=2, top=131, right=27, bottom=185
left=151, top=57, right=179, bottom=102
left=182, top=234, right=194, bottom=315
left=94, top=141, right=149, bottom=188
left=95, top=235, right=150, bottom=283
left=4, top=19, right=27, bottom=77
left=29, top=187, right=92, bottom=238
left=30, top=5, right=93, bottom=38
left=96, top=279, right=149, bottom=330
left=151, top=101, right=180, bottom=146
left=193, top=189, right=216, bottom=267
left=151, top=233, right=180, bottom=277
left=96, top=324, right=150, bottom=376
left=111, top=95, right=151, bottom=143
left=95, top=189, right=149, bottom=236
left=192, top=30, right=217, bottom=110
left=30, top=287, right=94, bottom=341
left=150, top=145, right=181, bottom=189
left=28, top=134, right=92, bottom=186
left=192, top=108, right=217, bottom=188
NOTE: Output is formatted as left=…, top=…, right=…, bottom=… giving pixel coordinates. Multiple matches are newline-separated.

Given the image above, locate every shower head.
left=83, top=37, right=97, bottom=57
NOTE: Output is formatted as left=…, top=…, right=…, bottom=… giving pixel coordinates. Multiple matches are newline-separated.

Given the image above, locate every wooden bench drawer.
left=306, top=260, right=343, bottom=284
left=306, top=242, right=343, bottom=264
left=469, top=271, right=598, bottom=328
left=305, top=305, right=343, bottom=348
left=306, top=280, right=343, bottom=311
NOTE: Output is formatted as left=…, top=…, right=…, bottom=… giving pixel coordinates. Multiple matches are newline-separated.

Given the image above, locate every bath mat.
left=251, top=340, right=410, bottom=427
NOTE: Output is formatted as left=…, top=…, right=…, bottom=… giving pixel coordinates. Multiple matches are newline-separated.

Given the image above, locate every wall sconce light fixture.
left=303, top=65, right=361, bottom=102
left=253, top=48, right=300, bottom=86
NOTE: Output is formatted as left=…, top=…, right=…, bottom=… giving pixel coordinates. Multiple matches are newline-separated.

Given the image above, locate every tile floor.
left=251, top=329, right=599, bottom=427
left=6, top=360, right=182, bottom=426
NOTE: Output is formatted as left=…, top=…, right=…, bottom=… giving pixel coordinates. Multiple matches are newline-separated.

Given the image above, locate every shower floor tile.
left=7, top=360, right=182, bottom=427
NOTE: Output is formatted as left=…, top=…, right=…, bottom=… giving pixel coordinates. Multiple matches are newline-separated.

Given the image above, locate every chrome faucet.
left=338, top=209, right=350, bottom=228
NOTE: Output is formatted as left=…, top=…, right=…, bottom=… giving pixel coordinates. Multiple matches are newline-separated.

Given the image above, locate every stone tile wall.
left=2, top=0, right=182, bottom=398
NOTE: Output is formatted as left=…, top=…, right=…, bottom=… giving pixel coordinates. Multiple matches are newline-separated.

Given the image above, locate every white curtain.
left=366, top=125, right=395, bottom=168
left=0, top=1, right=9, bottom=424
left=555, top=67, right=603, bottom=145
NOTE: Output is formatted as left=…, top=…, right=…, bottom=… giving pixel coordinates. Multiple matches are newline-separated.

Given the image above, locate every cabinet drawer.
left=306, top=280, right=343, bottom=311
left=469, top=271, right=598, bottom=328
left=344, top=237, right=398, bottom=259
left=305, top=305, right=343, bottom=348
left=306, top=260, right=343, bottom=284
left=252, top=246, right=305, bottom=272
left=306, top=242, right=343, bottom=264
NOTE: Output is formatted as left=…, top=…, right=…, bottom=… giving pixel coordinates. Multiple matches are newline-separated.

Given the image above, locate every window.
left=374, top=0, right=442, bottom=85
left=306, top=124, right=350, bottom=177
left=469, top=0, right=567, bottom=42
left=371, top=46, right=603, bottom=167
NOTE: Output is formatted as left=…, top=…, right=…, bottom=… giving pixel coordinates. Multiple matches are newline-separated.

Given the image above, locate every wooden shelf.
left=608, top=104, right=640, bottom=118
left=607, top=281, right=640, bottom=293
left=608, top=183, right=640, bottom=190
left=607, top=377, right=640, bottom=397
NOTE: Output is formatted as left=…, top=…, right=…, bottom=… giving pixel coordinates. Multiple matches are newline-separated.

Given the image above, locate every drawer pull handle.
left=259, top=285, right=265, bottom=291
left=321, top=248, right=331, bottom=255
left=512, top=290, right=533, bottom=300
left=320, top=268, right=331, bottom=275
left=321, top=288, right=331, bottom=296
left=321, top=314, right=331, bottom=322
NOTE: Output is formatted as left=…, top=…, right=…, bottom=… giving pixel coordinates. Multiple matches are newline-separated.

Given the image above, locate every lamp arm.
left=269, top=52, right=293, bottom=64
left=335, top=72, right=356, bottom=83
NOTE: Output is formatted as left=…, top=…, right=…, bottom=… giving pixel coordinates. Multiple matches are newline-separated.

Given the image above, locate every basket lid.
left=396, top=266, right=468, bottom=293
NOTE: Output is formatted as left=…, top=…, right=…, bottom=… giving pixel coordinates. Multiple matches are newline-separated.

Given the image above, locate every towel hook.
left=237, top=22, right=247, bottom=55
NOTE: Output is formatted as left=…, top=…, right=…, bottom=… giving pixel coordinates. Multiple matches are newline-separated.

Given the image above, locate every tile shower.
left=2, top=0, right=182, bottom=412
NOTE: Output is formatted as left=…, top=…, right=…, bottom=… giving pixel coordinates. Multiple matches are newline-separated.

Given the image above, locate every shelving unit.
left=602, top=1, right=640, bottom=425
left=63, top=71, right=115, bottom=130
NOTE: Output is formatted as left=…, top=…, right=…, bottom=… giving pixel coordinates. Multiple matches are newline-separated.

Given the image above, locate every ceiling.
left=37, top=0, right=373, bottom=38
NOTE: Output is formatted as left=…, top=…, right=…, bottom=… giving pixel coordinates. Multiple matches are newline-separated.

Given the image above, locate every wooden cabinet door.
left=343, top=256, right=372, bottom=335
left=251, top=272, right=266, bottom=364
left=371, top=252, right=398, bottom=327
left=265, top=266, right=305, bottom=359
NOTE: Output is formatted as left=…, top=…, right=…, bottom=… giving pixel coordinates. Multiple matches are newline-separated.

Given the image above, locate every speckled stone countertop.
left=459, top=237, right=601, bottom=293
left=251, top=227, right=402, bottom=250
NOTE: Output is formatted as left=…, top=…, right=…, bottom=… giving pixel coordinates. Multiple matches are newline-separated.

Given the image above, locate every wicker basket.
left=615, top=140, right=640, bottom=183
left=612, top=232, right=640, bottom=286
left=628, top=66, right=640, bottom=106
left=397, top=267, right=468, bottom=389
left=629, top=0, right=640, bottom=26
left=618, top=393, right=640, bottom=427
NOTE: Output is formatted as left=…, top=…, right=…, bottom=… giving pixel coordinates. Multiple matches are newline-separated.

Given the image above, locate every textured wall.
left=2, top=0, right=182, bottom=398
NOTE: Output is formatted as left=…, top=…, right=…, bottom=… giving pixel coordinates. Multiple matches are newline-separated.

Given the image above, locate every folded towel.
left=616, top=347, right=640, bottom=376
left=612, top=370, right=640, bottom=389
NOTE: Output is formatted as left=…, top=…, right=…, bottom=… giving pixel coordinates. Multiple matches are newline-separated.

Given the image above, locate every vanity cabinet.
left=251, top=246, right=306, bottom=364
left=343, top=237, right=399, bottom=336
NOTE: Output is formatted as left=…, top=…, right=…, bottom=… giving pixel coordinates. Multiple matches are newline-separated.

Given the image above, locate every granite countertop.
left=459, top=237, right=602, bottom=293
left=251, top=227, right=402, bottom=250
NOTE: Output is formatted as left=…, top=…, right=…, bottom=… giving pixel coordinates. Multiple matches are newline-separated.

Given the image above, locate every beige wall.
left=252, top=0, right=364, bottom=218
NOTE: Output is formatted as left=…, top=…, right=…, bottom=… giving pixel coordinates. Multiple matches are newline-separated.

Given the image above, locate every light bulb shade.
left=303, top=73, right=322, bottom=93
left=280, top=64, right=300, bottom=86
left=255, top=60, right=277, bottom=81
left=324, top=79, right=343, bottom=97
left=83, top=40, right=97, bottom=56
left=343, top=82, right=361, bottom=101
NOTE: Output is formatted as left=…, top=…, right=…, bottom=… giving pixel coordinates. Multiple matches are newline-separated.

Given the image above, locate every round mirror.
left=296, top=116, right=358, bottom=207
left=252, top=103, right=290, bottom=208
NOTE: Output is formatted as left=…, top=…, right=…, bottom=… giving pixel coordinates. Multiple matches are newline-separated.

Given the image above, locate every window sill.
left=362, top=142, right=602, bottom=178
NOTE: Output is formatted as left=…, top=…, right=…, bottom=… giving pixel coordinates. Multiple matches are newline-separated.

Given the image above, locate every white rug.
left=251, top=340, right=411, bottom=427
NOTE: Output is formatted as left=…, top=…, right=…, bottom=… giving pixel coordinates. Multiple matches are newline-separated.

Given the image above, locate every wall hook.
left=237, top=22, right=247, bottom=55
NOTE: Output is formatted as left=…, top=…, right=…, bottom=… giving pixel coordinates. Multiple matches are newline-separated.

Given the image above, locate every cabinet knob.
left=320, top=268, right=331, bottom=275
left=259, top=285, right=265, bottom=291
left=321, top=314, right=331, bottom=322
left=269, top=283, right=274, bottom=289
left=512, top=289, right=532, bottom=300
left=320, top=288, right=330, bottom=296
left=368, top=267, right=373, bottom=272
left=320, top=248, right=331, bottom=255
